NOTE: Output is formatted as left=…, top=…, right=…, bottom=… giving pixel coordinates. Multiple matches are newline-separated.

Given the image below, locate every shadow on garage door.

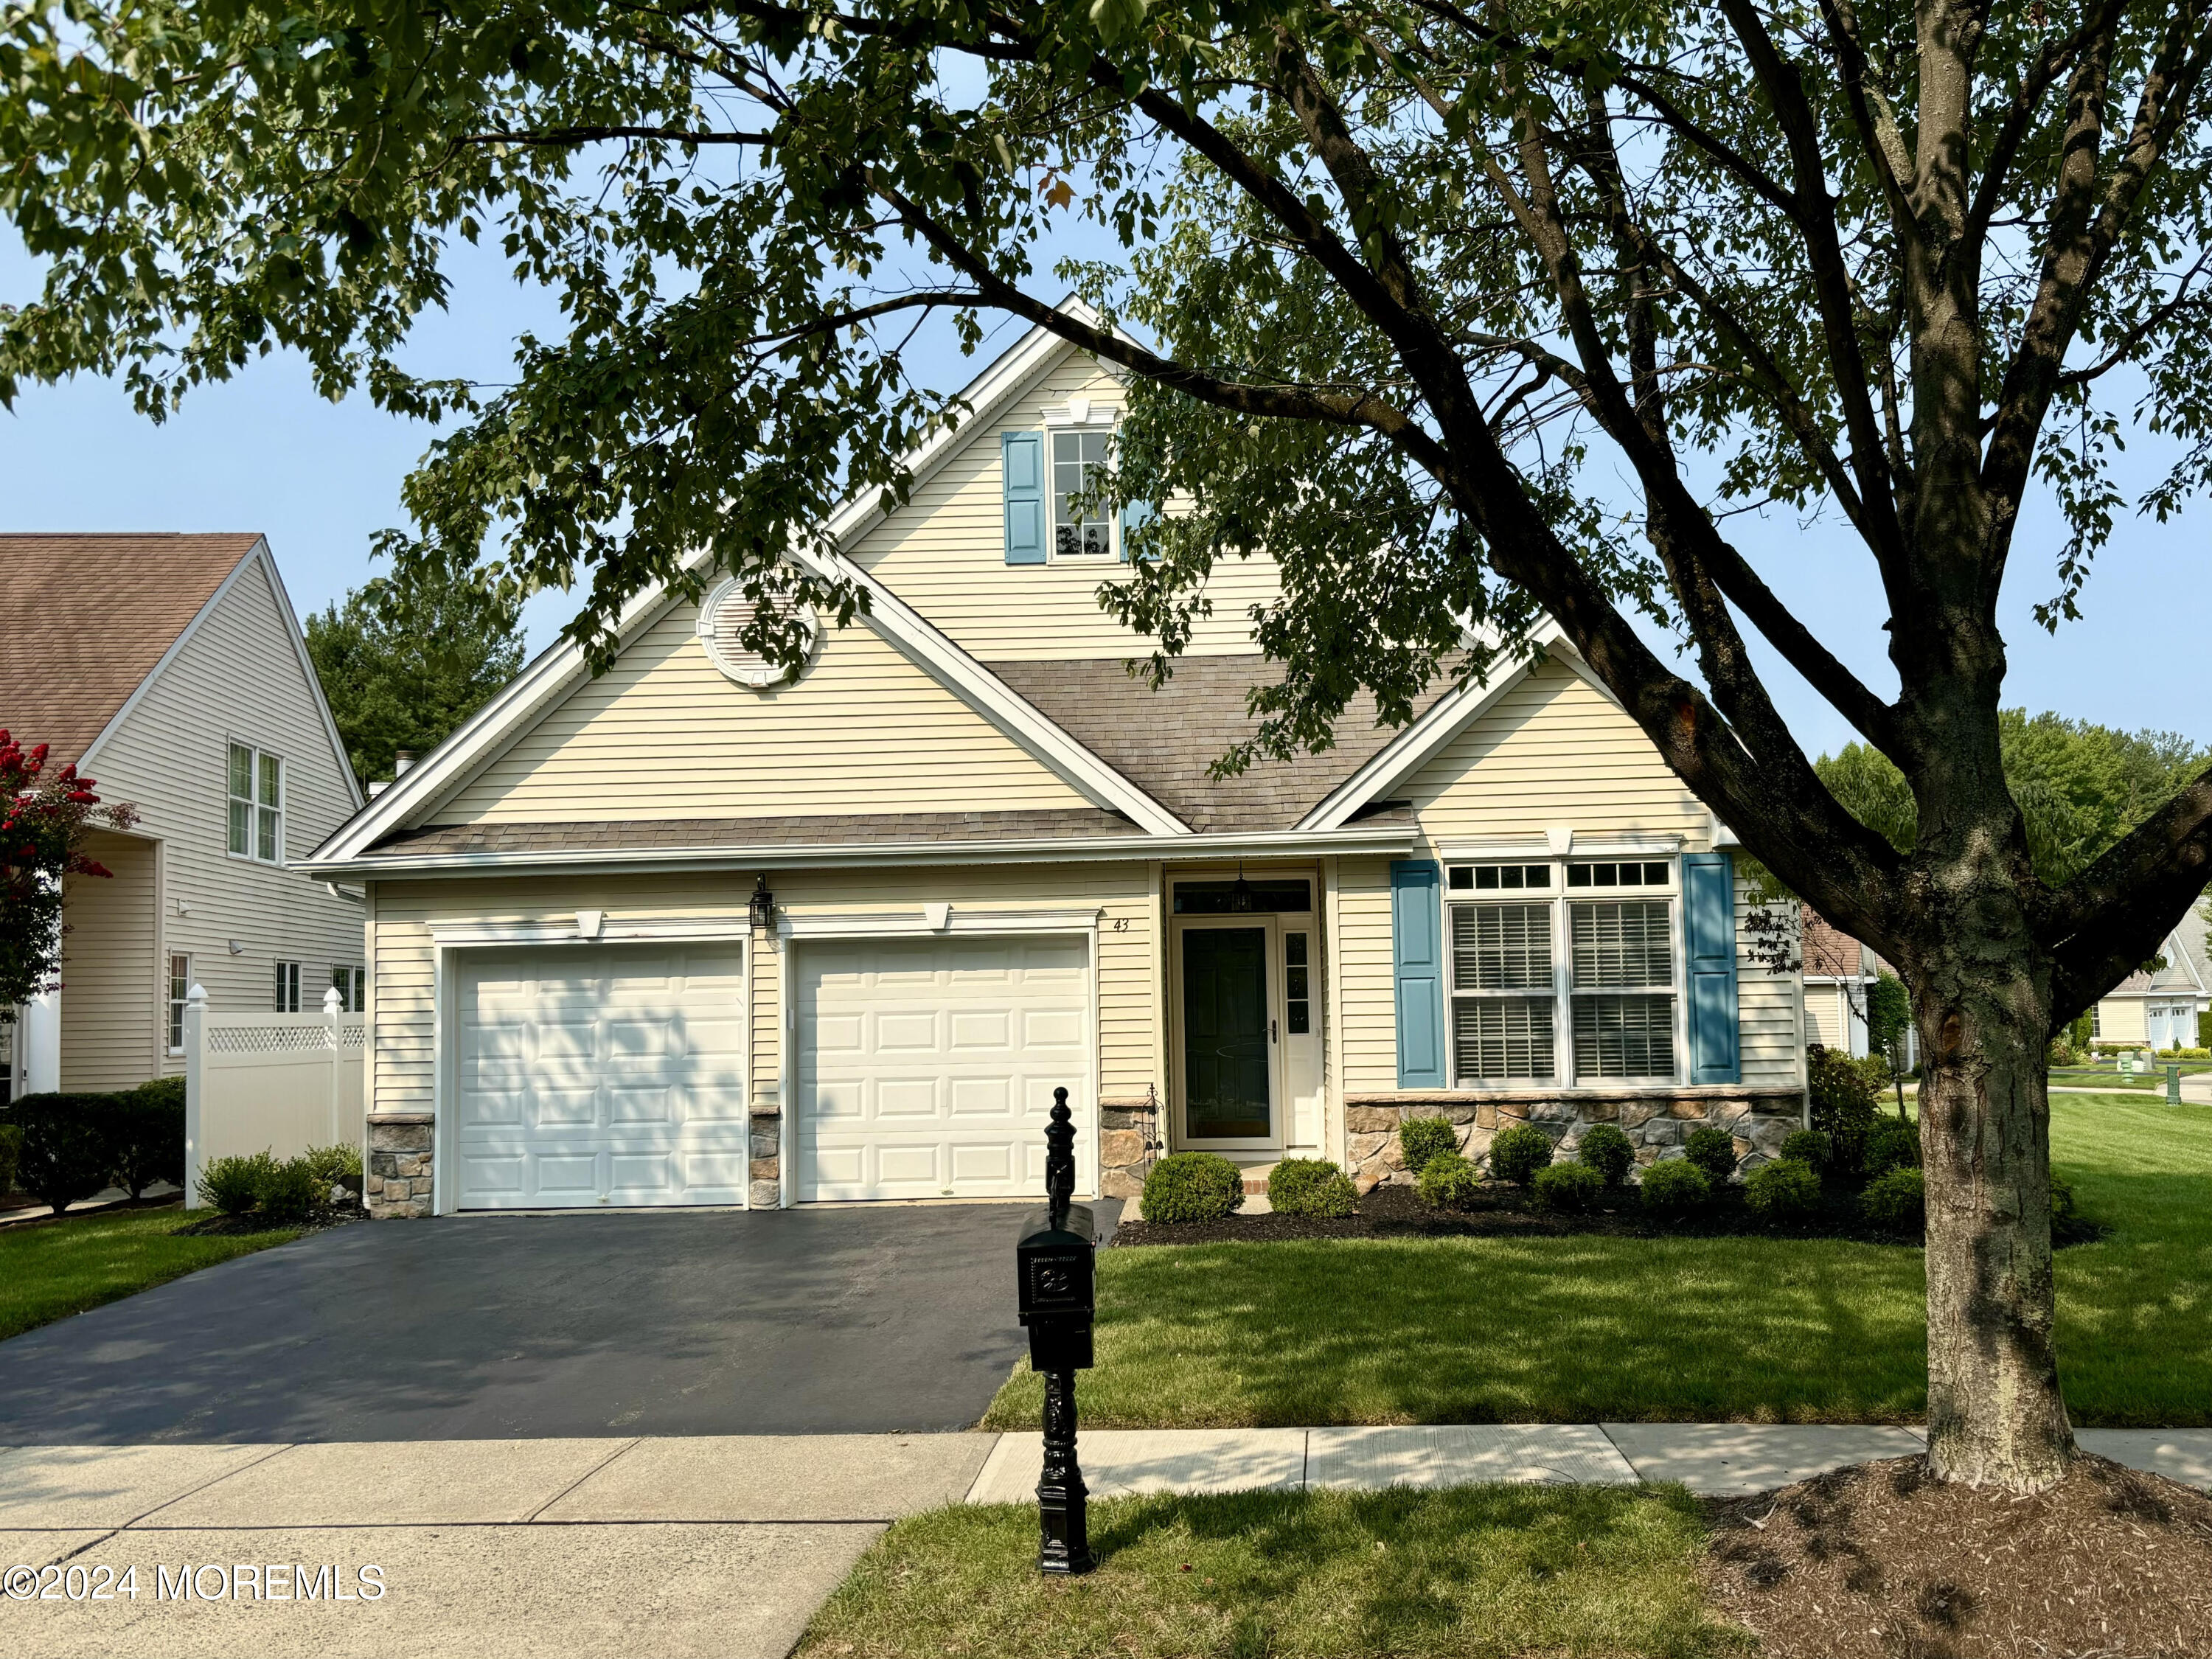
left=0, top=1202, right=1082, bottom=1444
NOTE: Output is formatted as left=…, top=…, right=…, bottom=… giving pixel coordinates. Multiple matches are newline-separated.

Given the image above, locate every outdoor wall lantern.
left=748, top=875, right=776, bottom=933
left=1015, top=1087, right=1098, bottom=1574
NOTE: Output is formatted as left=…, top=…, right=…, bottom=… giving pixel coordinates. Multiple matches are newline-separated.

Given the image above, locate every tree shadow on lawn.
left=1043, top=1234, right=1933, bottom=1429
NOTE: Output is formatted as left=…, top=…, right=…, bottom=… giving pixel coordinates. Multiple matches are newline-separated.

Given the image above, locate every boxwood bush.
left=1639, top=1158, right=1711, bottom=1216
left=1806, top=1043, right=1879, bottom=1171
left=1, top=1093, right=120, bottom=1214
left=257, top=1157, right=327, bottom=1225
left=1531, top=1161, right=1606, bottom=1212
left=1575, top=1123, right=1635, bottom=1186
left=1395, top=1116, right=1461, bottom=1176
left=1778, top=1128, right=1832, bottom=1169
left=1744, top=1158, right=1822, bottom=1220
left=1486, top=1122, right=1554, bottom=1186
left=1860, top=1166, right=1926, bottom=1231
left=1416, top=1150, right=1481, bottom=1211
left=111, top=1077, right=187, bottom=1199
left=0, top=1122, right=21, bottom=1198
left=1863, top=1117, right=1921, bottom=1178
left=1683, top=1125, right=1739, bottom=1186
left=1139, top=1152, right=1244, bottom=1223
left=196, top=1151, right=276, bottom=1217
left=1267, top=1158, right=1357, bottom=1219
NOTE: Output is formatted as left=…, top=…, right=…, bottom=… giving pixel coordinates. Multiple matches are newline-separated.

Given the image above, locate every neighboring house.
left=2090, top=906, right=2209, bottom=1050
left=301, top=307, right=1809, bottom=1219
left=1801, top=908, right=1876, bottom=1058
left=0, top=535, right=366, bottom=1100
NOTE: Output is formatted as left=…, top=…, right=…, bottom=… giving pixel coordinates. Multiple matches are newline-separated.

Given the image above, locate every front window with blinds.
left=228, top=742, right=284, bottom=863
left=1446, top=858, right=1680, bottom=1085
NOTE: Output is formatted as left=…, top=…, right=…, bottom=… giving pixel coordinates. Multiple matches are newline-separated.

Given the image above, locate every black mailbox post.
left=1017, top=1086, right=1096, bottom=1574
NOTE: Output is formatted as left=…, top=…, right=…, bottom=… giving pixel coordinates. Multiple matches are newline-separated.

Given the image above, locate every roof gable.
left=0, top=533, right=261, bottom=767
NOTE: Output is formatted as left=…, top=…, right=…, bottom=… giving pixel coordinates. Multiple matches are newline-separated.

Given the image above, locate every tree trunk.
left=1910, top=922, right=2076, bottom=1491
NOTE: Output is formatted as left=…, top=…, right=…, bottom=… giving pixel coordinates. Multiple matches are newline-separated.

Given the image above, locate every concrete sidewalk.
left=6, top=1426, right=2208, bottom=1658
left=967, top=1422, right=2212, bottom=1503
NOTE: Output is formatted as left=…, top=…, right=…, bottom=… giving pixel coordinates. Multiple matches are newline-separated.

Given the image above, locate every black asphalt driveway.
left=0, top=1203, right=1078, bottom=1444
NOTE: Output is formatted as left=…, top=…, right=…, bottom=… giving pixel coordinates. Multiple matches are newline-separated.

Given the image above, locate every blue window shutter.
left=1391, top=860, right=1447, bottom=1088
left=1118, top=498, right=1155, bottom=564
left=1683, top=852, right=1741, bottom=1084
left=1002, top=431, right=1046, bottom=565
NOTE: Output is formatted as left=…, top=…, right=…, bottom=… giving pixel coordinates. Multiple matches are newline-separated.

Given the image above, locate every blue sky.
left=2, top=232, right=2202, bottom=763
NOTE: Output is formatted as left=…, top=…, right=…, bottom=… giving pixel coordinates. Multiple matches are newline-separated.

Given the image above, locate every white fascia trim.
left=777, top=905, right=1102, bottom=939
left=1433, top=831, right=1686, bottom=863
left=253, top=542, right=368, bottom=812
left=301, top=823, right=1419, bottom=882
left=431, top=917, right=754, bottom=947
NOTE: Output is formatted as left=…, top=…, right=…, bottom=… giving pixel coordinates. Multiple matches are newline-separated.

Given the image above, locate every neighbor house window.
left=274, top=961, right=302, bottom=1013
left=167, top=954, right=192, bottom=1054
left=228, top=742, right=284, bottom=863
left=1051, top=428, right=1112, bottom=557
left=1446, top=857, right=1680, bottom=1085
left=332, top=964, right=366, bottom=1013
left=1284, top=933, right=1312, bottom=1035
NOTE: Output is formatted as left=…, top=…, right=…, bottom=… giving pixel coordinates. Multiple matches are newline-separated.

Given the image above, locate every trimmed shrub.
left=1487, top=1122, right=1554, bottom=1186
left=0, top=1123, right=21, bottom=1198
left=1683, top=1126, right=1739, bottom=1186
left=302, top=1143, right=365, bottom=1188
left=1416, top=1150, right=1482, bottom=1211
left=1576, top=1123, right=1636, bottom=1186
left=111, top=1077, right=187, bottom=1199
left=1531, top=1161, right=1607, bottom=1212
left=1639, top=1158, right=1711, bottom=1216
left=1395, top=1116, right=1461, bottom=1177
left=1860, top=1166, right=1925, bottom=1231
left=1807, top=1043, right=1879, bottom=1171
left=1863, top=1117, right=1921, bottom=1178
left=1744, top=1158, right=1822, bottom=1221
left=1, top=1093, right=119, bottom=1214
left=197, top=1152, right=276, bottom=1217
left=257, top=1157, right=326, bottom=1225
left=1267, top=1158, right=1357, bottom=1219
left=1779, top=1128, right=1832, bottom=1168
left=1139, top=1152, right=1244, bottom=1223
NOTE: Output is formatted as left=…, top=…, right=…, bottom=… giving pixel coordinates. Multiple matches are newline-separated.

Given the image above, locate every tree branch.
left=2045, top=768, right=2212, bottom=1023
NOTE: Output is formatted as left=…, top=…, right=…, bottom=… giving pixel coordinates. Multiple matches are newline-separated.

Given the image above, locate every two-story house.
left=1, top=534, right=366, bottom=1099
left=302, top=307, right=1809, bottom=1219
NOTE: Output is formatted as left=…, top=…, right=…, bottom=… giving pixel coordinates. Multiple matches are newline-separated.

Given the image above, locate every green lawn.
left=985, top=1093, right=2212, bottom=1430
left=798, top=1486, right=1743, bottom=1659
left=0, top=1206, right=302, bottom=1343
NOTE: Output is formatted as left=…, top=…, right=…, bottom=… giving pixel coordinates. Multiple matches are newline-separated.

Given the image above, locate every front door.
left=1179, top=924, right=1275, bottom=1144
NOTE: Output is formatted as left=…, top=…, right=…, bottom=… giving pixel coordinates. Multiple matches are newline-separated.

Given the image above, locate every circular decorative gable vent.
left=696, top=579, right=820, bottom=689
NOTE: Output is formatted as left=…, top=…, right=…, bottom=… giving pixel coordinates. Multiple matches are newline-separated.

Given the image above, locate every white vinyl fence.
left=182, top=984, right=366, bottom=1208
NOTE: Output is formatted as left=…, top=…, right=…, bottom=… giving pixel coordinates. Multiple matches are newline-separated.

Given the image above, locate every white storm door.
left=795, top=934, right=1091, bottom=1202
left=456, top=944, right=750, bottom=1208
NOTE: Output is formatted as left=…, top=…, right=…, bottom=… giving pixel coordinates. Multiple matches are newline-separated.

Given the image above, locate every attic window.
left=698, top=580, right=819, bottom=689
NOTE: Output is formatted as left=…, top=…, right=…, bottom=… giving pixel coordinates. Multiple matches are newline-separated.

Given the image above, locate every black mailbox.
left=1018, top=1203, right=1096, bottom=1372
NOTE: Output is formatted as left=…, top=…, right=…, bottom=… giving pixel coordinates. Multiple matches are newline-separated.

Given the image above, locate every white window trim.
left=226, top=740, right=287, bottom=866
left=167, top=953, right=192, bottom=1056
left=1043, top=407, right=1120, bottom=563
left=1444, top=855, right=1688, bottom=1090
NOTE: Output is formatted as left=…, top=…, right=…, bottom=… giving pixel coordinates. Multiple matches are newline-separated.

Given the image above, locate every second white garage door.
left=794, top=934, right=1091, bottom=1202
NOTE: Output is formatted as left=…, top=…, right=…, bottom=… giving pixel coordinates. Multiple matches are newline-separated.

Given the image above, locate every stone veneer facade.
left=750, top=1105, right=782, bottom=1208
left=1343, top=1087, right=1809, bottom=1192
left=1099, top=1096, right=1162, bottom=1200
left=364, top=1112, right=435, bottom=1218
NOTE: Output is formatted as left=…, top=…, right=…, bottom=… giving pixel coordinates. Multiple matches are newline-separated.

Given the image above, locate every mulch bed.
left=1703, top=1453, right=2212, bottom=1658
left=1110, top=1179, right=2102, bottom=1249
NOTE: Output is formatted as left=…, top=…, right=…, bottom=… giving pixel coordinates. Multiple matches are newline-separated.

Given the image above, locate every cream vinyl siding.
left=365, top=863, right=1158, bottom=1121
left=2096, top=997, right=2148, bottom=1043
left=848, top=347, right=1280, bottom=661
left=1336, top=858, right=1399, bottom=1095
left=57, top=831, right=161, bottom=1090
left=1402, top=660, right=1708, bottom=843
left=70, top=553, right=363, bottom=1075
left=438, top=603, right=1096, bottom=824
left=1735, top=877, right=1803, bottom=1086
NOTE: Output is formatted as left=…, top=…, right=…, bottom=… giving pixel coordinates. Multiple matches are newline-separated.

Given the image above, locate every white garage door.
left=456, top=945, right=750, bottom=1209
left=796, top=934, right=1091, bottom=1202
